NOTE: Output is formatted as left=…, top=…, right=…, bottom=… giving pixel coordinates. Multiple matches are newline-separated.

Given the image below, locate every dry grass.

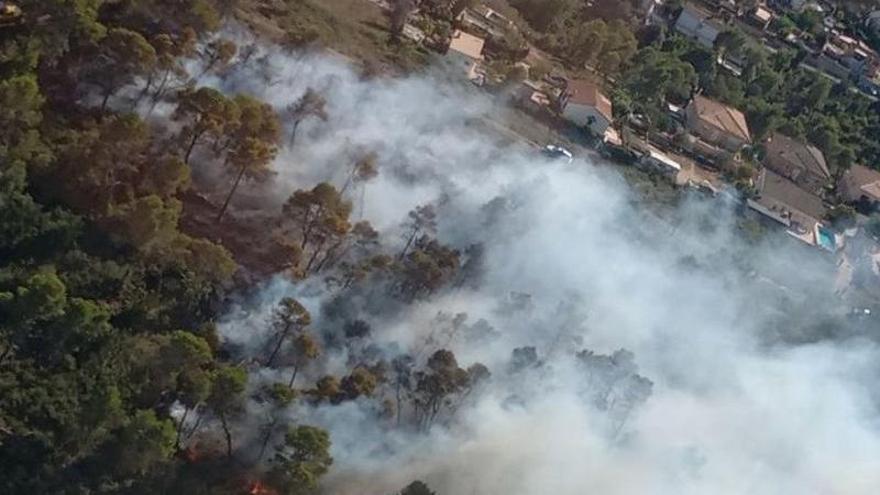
left=236, top=0, right=429, bottom=71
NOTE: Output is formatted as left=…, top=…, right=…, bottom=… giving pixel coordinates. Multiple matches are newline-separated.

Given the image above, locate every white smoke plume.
left=194, top=31, right=880, bottom=495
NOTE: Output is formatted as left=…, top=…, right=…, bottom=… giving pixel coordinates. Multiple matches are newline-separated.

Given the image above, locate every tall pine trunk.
left=100, top=90, right=112, bottom=112
left=289, top=119, right=302, bottom=147
left=220, top=412, right=233, bottom=459
left=257, top=416, right=278, bottom=461
left=266, top=324, right=291, bottom=367
left=174, top=406, right=190, bottom=452
left=304, top=237, right=328, bottom=273
left=399, top=226, right=419, bottom=260
left=183, top=131, right=202, bottom=165
left=300, top=204, right=325, bottom=250
left=133, top=73, right=153, bottom=109
left=395, top=381, right=404, bottom=427
left=217, top=163, right=247, bottom=222
left=184, top=410, right=204, bottom=441
left=288, top=363, right=300, bottom=389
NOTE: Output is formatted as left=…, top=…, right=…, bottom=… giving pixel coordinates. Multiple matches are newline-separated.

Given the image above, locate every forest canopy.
left=3, top=1, right=879, bottom=495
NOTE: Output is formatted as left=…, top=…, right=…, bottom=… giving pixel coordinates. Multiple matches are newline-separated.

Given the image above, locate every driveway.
left=672, top=152, right=721, bottom=188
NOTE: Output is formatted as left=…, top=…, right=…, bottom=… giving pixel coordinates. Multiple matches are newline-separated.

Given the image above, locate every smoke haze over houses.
left=192, top=32, right=880, bottom=495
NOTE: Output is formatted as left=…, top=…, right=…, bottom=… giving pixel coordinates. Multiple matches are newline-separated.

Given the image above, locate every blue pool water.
left=817, top=227, right=836, bottom=251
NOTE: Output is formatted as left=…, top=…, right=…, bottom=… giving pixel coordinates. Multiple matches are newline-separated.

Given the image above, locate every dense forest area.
left=1, top=1, right=361, bottom=493
left=0, top=2, right=533, bottom=493
left=3, top=1, right=880, bottom=494
left=1, top=0, right=253, bottom=492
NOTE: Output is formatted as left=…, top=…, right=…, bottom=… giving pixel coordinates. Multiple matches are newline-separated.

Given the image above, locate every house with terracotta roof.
left=823, top=32, right=878, bottom=74
left=762, top=133, right=830, bottom=196
left=839, top=164, right=880, bottom=206
left=558, top=79, right=613, bottom=137
left=748, top=5, right=774, bottom=30
left=685, top=95, right=751, bottom=152
left=445, top=30, right=485, bottom=80
left=748, top=169, right=827, bottom=238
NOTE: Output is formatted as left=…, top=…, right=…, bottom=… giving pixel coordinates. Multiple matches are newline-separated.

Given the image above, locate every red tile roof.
left=764, top=133, right=830, bottom=180
left=754, top=169, right=826, bottom=222
left=564, top=79, right=613, bottom=122
left=448, top=30, right=485, bottom=60
left=840, top=164, right=880, bottom=202
left=690, top=95, right=751, bottom=143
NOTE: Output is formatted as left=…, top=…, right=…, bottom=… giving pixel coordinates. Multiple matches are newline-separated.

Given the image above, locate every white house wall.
left=562, top=103, right=611, bottom=135
left=746, top=199, right=792, bottom=227
left=444, top=51, right=478, bottom=77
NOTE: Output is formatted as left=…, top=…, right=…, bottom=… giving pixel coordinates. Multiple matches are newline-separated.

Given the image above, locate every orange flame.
left=247, top=480, right=278, bottom=495
left=182, top=445, right=201, bottom=463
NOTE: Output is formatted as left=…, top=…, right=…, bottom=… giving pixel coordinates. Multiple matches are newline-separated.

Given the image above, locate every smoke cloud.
left=201, top=31, right=880, bottom=495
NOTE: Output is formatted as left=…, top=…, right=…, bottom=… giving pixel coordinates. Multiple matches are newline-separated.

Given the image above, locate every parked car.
left=627, top=113, right=650, bottom=133
left=543, top=74, right=568, bottom=88
left=687, top=179, right=718, bottom=197
left=542, top=144, right=573, bottom=163
left=693, top=153, right=718, bottom=170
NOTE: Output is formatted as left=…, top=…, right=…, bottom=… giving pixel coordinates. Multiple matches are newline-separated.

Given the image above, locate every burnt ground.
left=179, top=189, right=295, bottom=282
left=173, top=0, right=427, bottom=282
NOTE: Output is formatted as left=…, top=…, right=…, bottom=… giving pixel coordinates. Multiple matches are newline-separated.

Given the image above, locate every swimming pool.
left=816, top=226, right=836, bottom=251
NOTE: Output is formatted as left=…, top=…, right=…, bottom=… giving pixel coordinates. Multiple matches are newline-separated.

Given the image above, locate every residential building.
left=839, top=164, right=880, bottom=205
left=558, top=79, right=614, bottom=137
left=641, top=148, right=683, bottom=178
left=445, top=30, right=485, bottom=80
left=513, top=80, right=551, bottom=111
left=402, top=24, right=426, bottom=44
left=823, top=33, right=879, bottom=73
left=625, top=137, right=682, bottom=178
left=674, top=5, right=724, bottom=49
left=762, top=133, right=830, bottom=195
left=685, top=95, right=751, bottom=152
left=702, top=0, right=738, bottom=15
left=748, top=169, right=827, bottom=233
left=859, top=61, right=880, bottom=95
left=643, top=0, right=664, bottom=25
left=748, top=5, right=774, bottom=30
left=806, top=52, right=855, bottom=80
left=457, top=6, right=515, bottom=39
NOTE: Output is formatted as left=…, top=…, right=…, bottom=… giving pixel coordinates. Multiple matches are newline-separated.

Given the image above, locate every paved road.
left=484, top=105, right=599, bottom=160
left=672, top=152, right=721, bottom=188
left=834, top=255, right=854, bottom=296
